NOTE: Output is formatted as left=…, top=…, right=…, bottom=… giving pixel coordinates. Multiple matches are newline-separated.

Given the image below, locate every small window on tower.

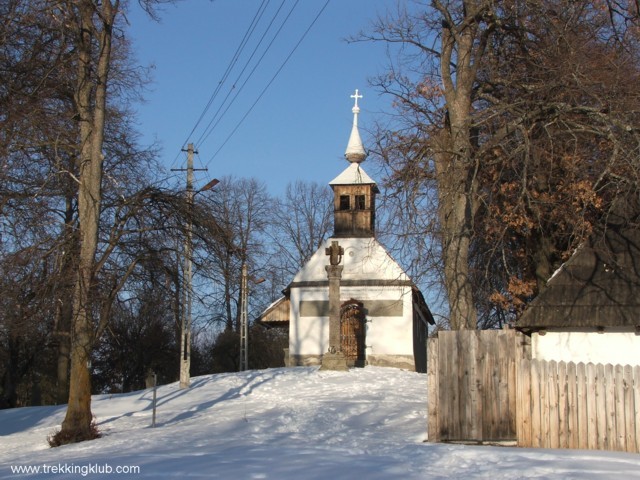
left=339, top=195, right=350, bottom=210
left=355, top=195, right=366, bottom=210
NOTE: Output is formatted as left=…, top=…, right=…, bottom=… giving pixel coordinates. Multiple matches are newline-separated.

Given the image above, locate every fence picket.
left=427, top=337, right=439, bottom=442
left=557, top=361, right=568, bottom=448
left=530, top=358, right=542, bottom=448
left=517, top=358, right=532, bottom=447
left=566, top=361, right=578, bottom=449
left=623, top=365, right=635, bottom=452
left=592, top=363, right=605, bottom=450
left=614, top=365, right=626, bottom=451
left=547, top=361, right=559, bottom=449
left=576, top=362, right=588, bottom=450
left=634, top=366, right=640, bottom=453
left=604, top=364, right=616, bottom=450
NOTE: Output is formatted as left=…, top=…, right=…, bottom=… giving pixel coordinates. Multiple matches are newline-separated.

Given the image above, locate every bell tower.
left=330, top=90, right=379, bottom=238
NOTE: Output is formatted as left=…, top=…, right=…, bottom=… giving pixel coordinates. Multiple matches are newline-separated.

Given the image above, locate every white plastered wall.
left=288, top=285, right=414, bottom=357
left=532, top=330, right=640, bottom=366
left=363, top=285, right=414, bottom=355
left=288, top=287, right=327, bottom=355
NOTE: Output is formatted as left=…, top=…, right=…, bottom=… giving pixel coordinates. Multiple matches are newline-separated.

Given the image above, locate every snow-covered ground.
left=1, top=366, right=639, bottom=479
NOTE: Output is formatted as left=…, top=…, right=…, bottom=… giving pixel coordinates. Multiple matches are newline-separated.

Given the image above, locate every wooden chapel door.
left=340, top=300, right=366, bottom=367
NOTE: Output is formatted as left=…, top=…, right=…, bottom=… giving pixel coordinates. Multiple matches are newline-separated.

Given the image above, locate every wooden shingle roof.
left=517, top=224, right=640, bottom=330
left=256, top=296, right=290, bottom=327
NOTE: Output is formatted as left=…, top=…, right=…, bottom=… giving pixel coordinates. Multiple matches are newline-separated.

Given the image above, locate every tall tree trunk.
left=55, top=195, right=77, bottom=404
left=434, top=128, right=478, bottom=330
left=55, top=302, right=72, bottom=405
left=56, top=0, right=117, bottom=444
left=1, top=337, right=20, bottom=408
left=431, top=0, right=490, bottom=329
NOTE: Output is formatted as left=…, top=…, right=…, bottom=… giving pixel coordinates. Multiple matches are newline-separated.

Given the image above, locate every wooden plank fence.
left=427, top=329, right=526, bottom=443
left=517, top=359, right=640, bottom=453
left=428, top=329, right=640, bottom=453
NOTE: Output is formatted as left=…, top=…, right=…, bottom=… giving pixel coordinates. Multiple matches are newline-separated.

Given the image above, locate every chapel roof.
left=290, top=236, right=409, bottom=285
left=329, top=162, right=377, bottom=187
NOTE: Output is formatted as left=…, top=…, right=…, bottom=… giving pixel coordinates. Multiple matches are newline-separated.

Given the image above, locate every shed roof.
left=517, top=224, right=640, bottom=330
left=256, top=296, right=290, bottom=328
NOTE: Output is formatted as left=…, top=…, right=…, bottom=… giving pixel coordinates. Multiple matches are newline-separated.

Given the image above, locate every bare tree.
left=361, top=0, right=639, bottom=328
left=361, top=1, right=500, bottom=329
left=196, top=177, right=272, bottom=333
left=45, top=0, right=180, bottom=445
left=269, top=180, right=333, bottom=279
left=453, top=1, right=640, bottom=320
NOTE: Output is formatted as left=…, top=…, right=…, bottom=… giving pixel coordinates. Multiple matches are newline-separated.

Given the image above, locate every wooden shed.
left=517, top=221, right=640, bottom=365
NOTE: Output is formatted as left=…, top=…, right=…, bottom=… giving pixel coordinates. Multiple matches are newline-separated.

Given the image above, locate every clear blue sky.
left=126, top=1, right=448, bottom=318
left=127, top=0, right=404, bottom=196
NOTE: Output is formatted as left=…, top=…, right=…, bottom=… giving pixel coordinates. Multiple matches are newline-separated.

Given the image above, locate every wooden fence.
left=427, top=329, right=526, bottom=443
left=517, top=359, right=640, bottom=453
left=428, top=329, right=640, bottom=453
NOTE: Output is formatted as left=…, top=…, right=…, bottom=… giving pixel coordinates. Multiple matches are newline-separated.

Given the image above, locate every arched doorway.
left=340, top=299, right=366, bottom=368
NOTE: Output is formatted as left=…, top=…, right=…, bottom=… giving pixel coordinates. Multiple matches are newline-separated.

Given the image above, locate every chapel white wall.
left=288, top=285, right=414, bottom=356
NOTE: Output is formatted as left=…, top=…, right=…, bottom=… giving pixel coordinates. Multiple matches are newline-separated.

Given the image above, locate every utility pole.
left=239, top=262, right=265, bottom=372
left=172, top=143, right=207, bottom=389
left=239, top=262, right=248, bottom=372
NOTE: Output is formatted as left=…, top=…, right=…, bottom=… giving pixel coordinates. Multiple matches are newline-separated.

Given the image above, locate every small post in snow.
left=146, top=369, right=158, bottom=428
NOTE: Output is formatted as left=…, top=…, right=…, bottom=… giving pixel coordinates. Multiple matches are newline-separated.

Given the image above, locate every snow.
left=328, top=163, right=375, bottom=186
left=1, top=367, right=639, bottom=479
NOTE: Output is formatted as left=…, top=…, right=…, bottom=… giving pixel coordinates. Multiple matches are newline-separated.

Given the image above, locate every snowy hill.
left=1, top=366, right=639, bottom=479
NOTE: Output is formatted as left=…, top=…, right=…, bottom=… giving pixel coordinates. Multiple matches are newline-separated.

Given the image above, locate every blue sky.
left=127, top=0, right=404, bottom=196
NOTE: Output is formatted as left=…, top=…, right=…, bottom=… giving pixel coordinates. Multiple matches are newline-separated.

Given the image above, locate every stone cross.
left=325, top=240, right=344, bottom=266
left=320, top=240, right=348, bottom=371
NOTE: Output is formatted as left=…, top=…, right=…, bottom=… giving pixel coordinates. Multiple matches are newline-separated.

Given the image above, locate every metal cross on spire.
left=345, top=89, right=367, bottom=163
left=351, top=89, right=363, bottom=109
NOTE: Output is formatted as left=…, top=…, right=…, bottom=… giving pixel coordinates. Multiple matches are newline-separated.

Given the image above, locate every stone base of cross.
left=320, top=351, right=348, bottom=371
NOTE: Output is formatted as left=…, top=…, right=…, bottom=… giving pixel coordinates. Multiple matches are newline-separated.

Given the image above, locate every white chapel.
left=259, top=91, right=434, bottom=372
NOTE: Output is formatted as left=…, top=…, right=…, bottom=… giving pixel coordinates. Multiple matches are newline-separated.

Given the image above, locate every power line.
left=194, top=0, right=292, bottom=149
left=184, top=0, right=271, bottom=147
left=168, top=0, right=271, bottom=171
left=195, top=0, right=297, bottom=149
left=206, top=0, right=331, bottom=166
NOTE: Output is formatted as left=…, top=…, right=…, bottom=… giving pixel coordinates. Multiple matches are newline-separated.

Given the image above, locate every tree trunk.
left=1, top=339, right=19, bottom=408
left=55, top=195, right=77, bottom=404
left=432, top=0, right=488, bottom=329
left=530, top=233, right=555, bottom=294
left=434, top=128, right=478, bottom=330
left=57, top=0, right=116, bottom=444
left=55, top=313, right=71, bottom=404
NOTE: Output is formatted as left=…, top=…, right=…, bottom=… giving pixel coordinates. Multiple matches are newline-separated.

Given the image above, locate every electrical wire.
left=205, top=0, right=331, bottom=166
left=168, top=0, right=271, bottom=171
left=184, top=0, right=271, bottom=147
left=195, top=0, right=297, bottom=149
left=194, top=0, right=292, bottom=150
